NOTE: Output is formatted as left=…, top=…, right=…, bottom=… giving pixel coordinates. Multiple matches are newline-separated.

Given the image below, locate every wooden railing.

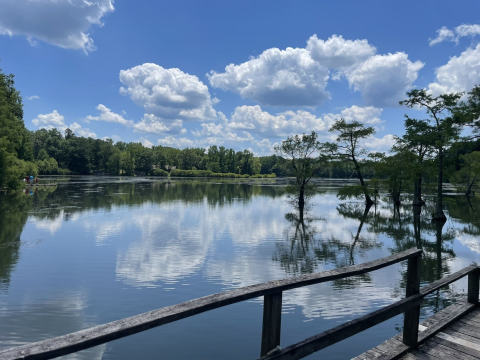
left=0, top=248, right=477, bottom=360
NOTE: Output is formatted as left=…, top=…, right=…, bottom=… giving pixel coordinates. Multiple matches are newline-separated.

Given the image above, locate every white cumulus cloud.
left=362, top=134, right=396, bottom=152
left=428, top=43, right=480, bottom=96
left=209, top=35, right=422, bottom=108
left=345, top=53, right=424, bottom=107
left=32, top=110, right=65, bottom=128
left=85, top=104, right=133, bottom=126
left=228, top=105, right=327, bottom=137
left=207, top=47, right=330, bottom=107
left=27, top=95, right=40, bottom=100
left=32, top=110, right=97, bottom=138
left=119, top=63, right=217, bottom=121
left=0, top=0, right=114, bottom=53
left=430, top=24, right=480, bottom=46
left=133, top=114, right=186, bottom=135
left=306, top=34, right=376, bottom=70
left=429, top=26, right=456, bottom=46
left=339, top=105, right=383, bottom=125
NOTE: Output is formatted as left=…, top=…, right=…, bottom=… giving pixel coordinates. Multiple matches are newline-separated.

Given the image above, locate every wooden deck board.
left=352, top=299, right=480, bottom=360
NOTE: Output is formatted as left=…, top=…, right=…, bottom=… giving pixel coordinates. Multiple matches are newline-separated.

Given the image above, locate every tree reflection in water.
left=274, top=195, right=465, bottom=313
left=273, top=202, right=382, bottom=289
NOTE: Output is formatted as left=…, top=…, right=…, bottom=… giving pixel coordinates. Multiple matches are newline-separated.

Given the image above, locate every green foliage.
left=0, top=63, right=36, bottom=188
left=275, top=131, right=326, bottom=208
left=169, top=169, right=275, bottom=178
left=337, top=184, right=369, bottom=201
left=325, top=119, right=376, bottom=204
left=450, top=151, right=480, bottom=195
left=152, top=169, right=169, bottom=177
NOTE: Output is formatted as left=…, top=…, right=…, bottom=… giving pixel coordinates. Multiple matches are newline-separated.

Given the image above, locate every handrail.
left=0, top=248, right=423, bottom=360
left=259, top=265, right=479, bottom=360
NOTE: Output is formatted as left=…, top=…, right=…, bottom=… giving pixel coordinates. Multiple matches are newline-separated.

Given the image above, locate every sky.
left=1, top=0, right=480, bottom=155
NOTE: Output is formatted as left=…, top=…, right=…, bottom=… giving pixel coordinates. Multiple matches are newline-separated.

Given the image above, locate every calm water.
left=0, top=177, right=479, bottom=359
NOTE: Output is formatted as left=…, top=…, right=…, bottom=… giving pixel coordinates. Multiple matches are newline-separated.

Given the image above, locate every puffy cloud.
left=429, top=24, right=480, bottom=46
left=339, top=105, right=383, bottom=125
left=0, top=0, right=114, bottom=53
left=32, top=110, right=97, bottom=138
left=27, top=95, right=40, bottom=101
left=85, top=104, right=133, bottom=126
left=69, top=122, right=97, bottom=138
left=192, top=123, right=225, bottom=137
left=157, top=136, right=196, bottom=148
left=119, top=63, right=217, bottom=121
left=32, top=110, right=65, bottom=128
left=133, top=114, right=186, bottom=135
left=134, top=137, right=154, bottom=148
left=306, top=34, right=376, bottom=70
left=429, top=26, right=456, bottom=46
left=209, top=35, right=422, bottom=108
left=228, top=105, right=326, bottom=137
left=102, top=135, right=122, bottom=142
left=428, top=43, right=480, bottom=96
left=345, top=53, right=424, bottom=106
left=362, top=134, right=396, bottom=152
left=207, top=47, right=330, bottom=107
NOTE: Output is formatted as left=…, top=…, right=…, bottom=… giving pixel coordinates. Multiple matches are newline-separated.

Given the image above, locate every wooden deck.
left=354, top=299, right=480, bottom=360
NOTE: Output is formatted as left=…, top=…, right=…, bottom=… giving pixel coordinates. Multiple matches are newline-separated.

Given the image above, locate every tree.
left=0, top=62, right=35, bottom=188
left=400, top=89, right=463, bottom=221
left=64, top=128, right=75, bottom=140
left=275, top=132, right=326, bottom=215
left=462, top=85, right=480, bottom=139
left=324, top=119, right=376, bottom=205
left=451, top=151, right=480, bottom=196
left=393, top=119, right=436, bottom=206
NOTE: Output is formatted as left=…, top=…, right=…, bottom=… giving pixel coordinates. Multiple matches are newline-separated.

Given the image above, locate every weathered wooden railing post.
left=402, top=252, right=422, bottom=347
left=468, top=267, right=479, bottom=304
left=260, top=292, right=282, bottom=356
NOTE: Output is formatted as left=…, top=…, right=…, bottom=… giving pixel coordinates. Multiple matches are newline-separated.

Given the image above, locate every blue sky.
left=1, top=0, right=480, bottom=154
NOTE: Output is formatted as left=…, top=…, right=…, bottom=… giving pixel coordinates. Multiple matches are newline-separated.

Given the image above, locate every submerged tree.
left=324, top=119, right=375, bottom=205
left=275, top=132, right=326, bottom=216
left=451, top=151, right=480, bottom=196
left=400, top=89, right=463, bottom=221
left=393, top=119, right=436, bottom=206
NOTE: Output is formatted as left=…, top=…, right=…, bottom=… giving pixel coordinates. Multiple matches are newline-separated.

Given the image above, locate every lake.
left=0, top=177, right=479, bottom=359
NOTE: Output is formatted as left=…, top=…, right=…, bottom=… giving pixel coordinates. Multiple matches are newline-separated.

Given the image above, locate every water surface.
left=0, top=177, right=479, bottom=359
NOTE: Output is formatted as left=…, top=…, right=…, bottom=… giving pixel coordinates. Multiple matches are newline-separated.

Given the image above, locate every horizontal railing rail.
left=3, top=247, right=471, bottom=360
left=258, top=264, right=479, bottom=359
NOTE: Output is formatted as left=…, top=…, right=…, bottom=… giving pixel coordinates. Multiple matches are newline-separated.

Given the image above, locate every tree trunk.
left=413, top=175, right=425, bottom=206
left=299, top=185, right=305, bottom=220
left=435, top=220, right=444, bottom=279
left=432, top=147, right=447, bottom=222
left=392, top=190, right=401, bottom=205
left=352, top=156, right=373, bottom=205
left=466, top=175, right=476, bottom=196
left=413, top=205, right=422, bottom=249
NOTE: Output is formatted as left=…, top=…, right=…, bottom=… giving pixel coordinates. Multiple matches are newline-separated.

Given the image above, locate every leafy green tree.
left=275, top=131, right=326, bottom=214
left=393, top=119, right=436, bottom=206
left=400, top=89, right=463, bottom=221
left=324, top=119, right=376, bottom=205
left=107, top=148, right=121, bottom=175
left=120, top=150, right=135, bottom=175
left=451, top=151, right=480, bottom=196
left=0, top=62, right=35, bottom=188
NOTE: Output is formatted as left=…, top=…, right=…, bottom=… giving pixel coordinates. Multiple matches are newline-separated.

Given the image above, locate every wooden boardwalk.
left=354, top=299, right=480, bottom=360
